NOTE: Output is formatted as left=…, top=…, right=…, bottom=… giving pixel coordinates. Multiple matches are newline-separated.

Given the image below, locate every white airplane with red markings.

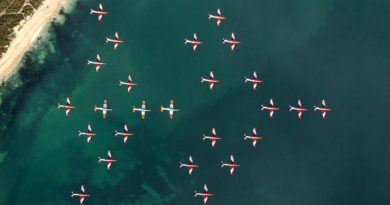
left=194, top=184, right=214, bottom=204
left=78, top=124, right=96, bottom=143
left=245, top=71, right=263, bottom=90
left=261, top=98, right=280, bottom=118
left=179, top=155, right=199, bottom=175
left=94, top=99, right=112, bottom=119
left=289, top=99, right=308, bottom=119
left=119, top=75, right=137, bottom=93
left=90, top=3, right=107, bottom=21
left=244, top=128, right=263, bottom=148
left=58, top=97, right=75, bottom=116
left=201, top=71, right=220, bottom=90
left=132, top=100, right=151, bottom=119
left=203, top=128, right=222, bottom=148
left=106, top=32, right=124, bottom=49
left=114, top=124, right=134, bottom=143
left=208, top=8, right=226, bottom=26
left=222, top=32, right=240, bottom=51
left=184, top=33, right=203, bottom=51
left=71, top=185, right=91, bottom=205
left=221, top=155, right=240, bottom=175
left=98, top=150, right=117, bottom=170
left=160, top=100, right=179, bottom=119
left=314, top=99, right=332, bottom=119
left=87, top=54, right=105, bottom=72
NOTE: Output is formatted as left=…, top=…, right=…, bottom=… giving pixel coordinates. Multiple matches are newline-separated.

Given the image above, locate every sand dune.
left=0, top=0, right=68, bottom=83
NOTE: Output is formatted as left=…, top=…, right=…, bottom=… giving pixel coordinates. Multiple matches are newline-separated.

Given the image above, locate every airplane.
left=201, top=71, right=220, bottom=90
left=78, top=124, right=96, bottom=143
left=132, top=100, right=151, bottom=119
left=57, top=97, right=75, bottom=116
left=94, top=99, right=112, bottom=118
left=179, top=155, right=199, bottom=175
left=114, top=124, right=134, bottom=143
left=222, top=32, right=240, bottom=51
left=221, top=155, right=240, bottom=175
left=208, top=8, right=226, bottom=26
left=98, top=150, right=117, bottom=170
left=160, top=100, right=179, bottom=119
left=244, top=71, right=263, bottom=90
left=314, top=99, right=332, bottom=119
left=90, top=3, right=108, bottom=21
left=261, top=98, right=280, bottom=118
left=87, top=54, right=105, bottom=72
left=194, top=184, right=214, bottom=204
left=119, top=75, right=137, bottom=93
left=71, top=185, right=91, bottom=205
left=244, top=128, right=263, bottom=148
left=106, top=32, right=124, bottom=49
left=184, top=33, right=203, bottom=51
left=203, top=128, right=222, bottom=148
left=289, top=99, right=308, bottom=119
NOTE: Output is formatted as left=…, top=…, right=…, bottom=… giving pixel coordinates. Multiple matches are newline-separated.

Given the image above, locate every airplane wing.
left=115, top=32, right=119, bottom=39
left=203, top=197, right=208, bottom=204
left=204, top=184, right=208, bottom=192
left=189, top=168, right=193, bottom=175
left=81, top=185, right=85, bottom=193
left=231, top=44, right=235, bottom=51
left=66, top=108, right=70, bottom=116
left=67, top=97, right=71, bottom=105
left=270, top=98, right=274, bottom=106
left=107, top=150, right=112, bottom=158
left=127, top=85, right=132, bottom=92
left=141, top=111, right=145, bottom=119
left=189, top=155, right=193, bottom=163
left=210, top=71, right=214, bottom=79
left=252, top=140, right=257, bottom=147
left=298, top=111, right=302, bottom=119
left=96, top=54, right=101, bottom=62
left=230, top=155, right=235, bottom=163
left=322, top=111, right=326, bottom=119
left=193, top=33, right=198, bottom=40
left=124, top=124, right=128, bottom=132
left=87, top=136, right=91, bottom=143
left=99, top=3, right=103, bottom=11
left=169, top=110, right=174, bottom=119
left=270, top=110, right=274, bottom=118
left=230, top=167, right=235, bottom=175
left=298, top=100, right=302, bottom=107
left=231, top=32, right=236, bottom=40
left=211, top=140, right=216, bottom=147
left=128, top=75, right=132, bottom=82
left=98, top=14, right=103, bottom=21
left=217, top=19, right=221, bottom=26
left=88, top=124, right=92, bottom=132
left=193, top=44, right=197, bottom=51
left=253, top=71, right=257, bottom=79
left=124, top=136, right=128, bottom=143
left=114, top=42, right=118, bottom=49
left=96, top=65, right=101, bottom=72
left=107, top=162, right=111, bottom=170
left=253, top=128, right=257, bottom=136
left=210, top=82, right=214, bottom=90
left=212, top=128, right=216, bottom=136
left=217, top=8, right=221, bottom=16
left=253, top=83, right=257, bottom=90
left=322, top=99, right=326, bottom=107
left=80, top=197, right=85, bottom=205
left=102, top=110, right=106, bottom=118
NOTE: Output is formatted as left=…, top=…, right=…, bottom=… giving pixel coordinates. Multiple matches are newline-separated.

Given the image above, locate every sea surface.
left=1, top=0, right=390, bottom=204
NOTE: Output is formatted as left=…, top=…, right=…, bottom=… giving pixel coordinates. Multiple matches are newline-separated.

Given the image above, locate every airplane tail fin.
left=201, top=77, right=206, bottom=83
left=222, top=38, right=226, bottom=44
left=260, top=105, right=264, bottom=110
left=71, top=192, right=75, bottom=197
left=105, top=38, right=109, bottom=43
left=57, top=103, right=61, bottom=109
left=90, top=9, right=93, bottom=15
left=244, top=77, right=248, bottom=82
left=313, top=106, right=318, bottom=111
left=202, top=134, right=206, bottom=140
left=289, top=106, right=293, bottom=112
left=78, top=131, right=82, bottom=136
left=194, top=191, right=198, bottom=197
left=114, top=131, right=119, bottom=136
left=208, top=14, right=212, bottom=19
left=179, top=162, right=183, bottom=168
left=221, top=161, right=224, bottom=167
left=87, top=60, right=92, bottom=65
left=244, top=134, right=247, bottom=140
left=184, top=39, right=188, bottom=44
left=98, top=157, right=102, bottom=162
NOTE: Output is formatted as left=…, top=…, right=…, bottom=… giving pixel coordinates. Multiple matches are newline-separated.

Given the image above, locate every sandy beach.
left=0, top=0, right=68, bottom=83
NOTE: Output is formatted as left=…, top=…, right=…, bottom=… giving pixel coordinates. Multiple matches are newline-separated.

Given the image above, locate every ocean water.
left=1, top=0, right=390, bottom=204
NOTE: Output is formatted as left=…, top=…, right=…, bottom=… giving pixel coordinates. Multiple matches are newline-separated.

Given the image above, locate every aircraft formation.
left=56, top=4, right=334, bottom=205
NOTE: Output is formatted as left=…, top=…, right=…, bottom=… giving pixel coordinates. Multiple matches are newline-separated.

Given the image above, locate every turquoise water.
left=1, top=0, right=390, bottom=204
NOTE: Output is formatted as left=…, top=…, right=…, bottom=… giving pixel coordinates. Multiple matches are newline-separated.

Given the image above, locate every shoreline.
left=0, top=0, right=69, bottom=83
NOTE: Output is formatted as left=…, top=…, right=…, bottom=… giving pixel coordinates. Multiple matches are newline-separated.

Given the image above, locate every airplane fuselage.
left=58, top=104, right=75, bottom=109
left=203, top=136, right=222, bottom=140
left=115, top=132, right=133, bottom=136
left=88, top=60, right=105, bottom=65
left=98, top=158, right=117, bottom=163
left=79, top=132, right=96, bottom=136
left=201, top=78, right=220, bottom=83
left=162, top=108, right=179, bottom=112
left=106, top=38, right=124, bottom=43
left=208, top=15, right=226, bottom=20
left=180, top=163, right=199, bottom=168
left=245, top=78, right=263, bottom=83
left=134, top=108, right=151, bottom=112
left=244, top=135, right=263, bottom=140
left=221, top=163, right=240, bottom=168
left=119, top=81, right=137, bottom=86
left=223, top=39, right=240, bottom=44
left=290, top=106, right=308, bottom=112
left=195, top=192, right=214, bottom=197
left=185, top=40, right=203, bottom=45
left=314, top=107, right=331, bottom=112
left=95, top=107, right=112, bottom=112
left=71, top=193, right=91, bottom=198
left=90, top=10, right=108, bottom=15
left=261, top=106, right=280, bottom=111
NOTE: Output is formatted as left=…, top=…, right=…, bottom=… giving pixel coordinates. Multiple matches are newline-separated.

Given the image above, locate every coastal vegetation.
left=0, top=0, right=44, bottom=57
